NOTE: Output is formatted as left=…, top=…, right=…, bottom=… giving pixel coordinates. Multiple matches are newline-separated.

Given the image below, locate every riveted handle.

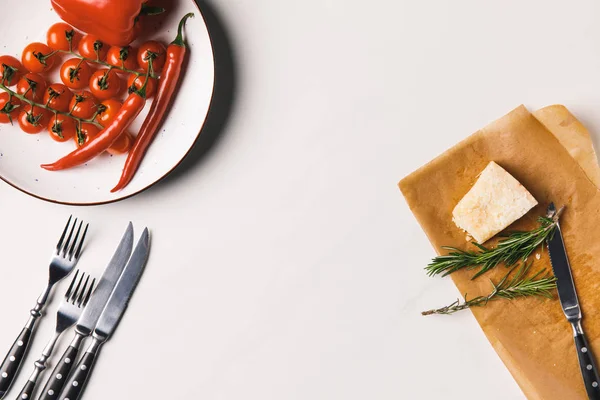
left=16, top=379, right=36, bottom=400
left=38, top=345, right=80, bottom=400
left=57, top=350, right=98, bottom=400
left=574, top=331, right=600, bottom=400
left=0, top=328, right=33, bottom=398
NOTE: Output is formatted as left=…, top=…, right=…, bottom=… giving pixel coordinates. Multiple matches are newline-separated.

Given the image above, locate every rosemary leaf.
left=426, top=209, right=562, bottom=279
left=421, top=262, right=557, bottom=316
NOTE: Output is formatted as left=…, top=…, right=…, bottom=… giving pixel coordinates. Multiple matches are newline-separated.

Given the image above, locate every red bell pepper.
left=51, top=0, right=164, bottom=47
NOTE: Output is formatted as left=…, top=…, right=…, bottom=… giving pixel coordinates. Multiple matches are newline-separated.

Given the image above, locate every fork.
left=16, top=271, right=95, bottom=400
left=0, top=217, right=88, bottom=399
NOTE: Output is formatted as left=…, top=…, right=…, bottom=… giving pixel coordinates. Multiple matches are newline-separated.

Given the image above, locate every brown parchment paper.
left=533, top=105, right=600, bottom=187
left=399, top=105, right=600, bottom=400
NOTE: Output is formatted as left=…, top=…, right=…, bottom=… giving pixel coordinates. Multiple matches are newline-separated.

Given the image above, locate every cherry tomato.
left=74, top=123, right=101, bottom=147
left=78, top=34, right=108, bottom=61
left=89, top=69, right=121, bottom=101
left=137, top=41, right=166, bottom=73
left=68, top=91, right=98, bottom=120
left=107, top=46, right=138, bottom=73
left=108, top=131, right=133, bottom=155
left=16, top=73, right=47, bottom=102
left=43, top=83, right=73, bottom=113
left=60, top=58, right=92, bottom=90
left=0, top=56, right=24, bottom=86
left=0, top=93, right=21, bottom=124
left=18, top=105, right=50, bottom=134
left=47, top=23, right=81, bottom=52
left=95, top=99, right=122, bottom=127
left=48, top=114, right=76, bottom=142
left=127, top=73, right=156, bottom=98
left=22, top=42, right=56, bottom=73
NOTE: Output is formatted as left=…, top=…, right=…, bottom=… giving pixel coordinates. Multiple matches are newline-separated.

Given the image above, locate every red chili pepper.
left=112, top=13, right=194, bottom=192
left=41, top=89, right=147, bottom=171
left=51, top=0, right=164, bottom=47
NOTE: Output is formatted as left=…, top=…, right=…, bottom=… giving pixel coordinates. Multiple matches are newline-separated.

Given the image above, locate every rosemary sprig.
left=422, top=262, right=557, bottom=316
left=426, top=208, right=563, bottom=279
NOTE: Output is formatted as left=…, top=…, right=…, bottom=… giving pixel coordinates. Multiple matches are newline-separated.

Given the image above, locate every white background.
left=3, top=0, right=600, bottom=398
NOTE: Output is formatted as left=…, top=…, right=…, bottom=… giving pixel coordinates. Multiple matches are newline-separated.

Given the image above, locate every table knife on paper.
left=546, top=203, right=600, bottom=400
left=57, top=228, right=150, bottom=400
left=38, top=223, right=134, bottom=400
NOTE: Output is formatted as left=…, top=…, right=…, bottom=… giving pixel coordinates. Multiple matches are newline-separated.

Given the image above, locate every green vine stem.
left=0, top=53, right=155, bottom=134
left=0, top=82, right=103, bottom=130
left=32, top=43, right=159, bottom=79
left=56, top=49, right=159, bottom=79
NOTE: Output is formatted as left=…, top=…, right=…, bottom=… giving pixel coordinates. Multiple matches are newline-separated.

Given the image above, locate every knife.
left=38, top=223, right=134, bottom=400
left=546, top=203, right=600, bottom=400
left=57, top=228, right=150, bottom=400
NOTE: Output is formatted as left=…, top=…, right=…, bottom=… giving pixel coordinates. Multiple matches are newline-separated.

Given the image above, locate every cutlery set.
left=0, top=217, right=150, bottom=400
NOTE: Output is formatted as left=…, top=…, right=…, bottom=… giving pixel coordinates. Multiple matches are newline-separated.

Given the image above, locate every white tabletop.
left=2, top=0, right=599, bottom=398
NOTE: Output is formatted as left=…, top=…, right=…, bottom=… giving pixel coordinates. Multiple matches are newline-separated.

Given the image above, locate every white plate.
left=0, top=0, right=215, bottom=205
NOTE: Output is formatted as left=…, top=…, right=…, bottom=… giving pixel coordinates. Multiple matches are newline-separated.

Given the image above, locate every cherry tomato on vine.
left=74, top=123, right=101, bottom=147
left=0, top=56, right=24, bottom=86
left=22, top=42, right=56, bottom=73
left=69, top=91, right=98, bottom=120
left=89, top=69, right=121, bottom=101
left=137, top=41, right=166, bottom=73
left=127, top=73, right=156, bottom=98
left=78, top=34, right=108, bottom=61
left=108, top=131, right=133, bottom=155
left=16, top=73, right=47, bottom=102
left=95, top=99, right=122, bottom=127
left=60, top=58, right=93, bottom=90
left=18, top=105, right=50, bottom=134
left=43, top=83, right=73, bottom=113
left=47, top=23, right=81, bottom=52
left=0, top=93, right=21, bottom=123
left=48, top=114, right=76, bottom=142
left=107, top=46, right=138, bottom=73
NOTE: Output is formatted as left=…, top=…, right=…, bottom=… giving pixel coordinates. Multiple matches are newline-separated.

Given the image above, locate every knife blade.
left=38, top=223, right=134, bottom=400
left=546, top=203, right=600, bottom=399
left=94, top=227, right=150, bottom=340
left=77, top=222, right=135, bottom=336
left=58, top=228, right=150, bottom=400
left=547, top=204, right=580, bottom=322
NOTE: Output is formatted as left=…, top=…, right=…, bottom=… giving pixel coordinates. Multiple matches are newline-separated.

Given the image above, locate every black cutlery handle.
left=38, top=344, right=80, bottom=400
left=574, top=330, right=600, bottom=399
left=57, top=345, right=100, bottom=400
left=17, top=379, right=36, bottom=400
left=0, top=327, right=33, bottom=397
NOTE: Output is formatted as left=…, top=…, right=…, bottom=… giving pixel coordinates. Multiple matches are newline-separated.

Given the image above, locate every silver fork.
left=0, top=217, right=89, bottom=399
left=17, top=271, right=95, bottom=400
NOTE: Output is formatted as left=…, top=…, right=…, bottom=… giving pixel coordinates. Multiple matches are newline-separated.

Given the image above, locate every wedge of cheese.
left=452, top=161, right=538, bottom=243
